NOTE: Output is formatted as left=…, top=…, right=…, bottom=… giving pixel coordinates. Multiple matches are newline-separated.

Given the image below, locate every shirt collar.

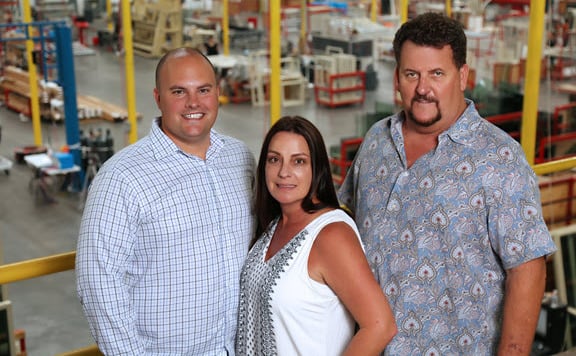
left=149, top=117, right=224, bottom=161
left=442, top=99, right=481, bottom=146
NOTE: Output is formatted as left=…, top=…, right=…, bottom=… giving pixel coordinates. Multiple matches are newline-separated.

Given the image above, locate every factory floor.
left=0, top=29, right=571, bottom=355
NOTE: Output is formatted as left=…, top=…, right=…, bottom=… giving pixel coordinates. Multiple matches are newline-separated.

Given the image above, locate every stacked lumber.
left=2, top=66, right=62, bottom=95
left=0, top=66, right=140, bottom=122
left=1, top=66, right=29, bottom=95
left=77, top=95, right=142, bottom=122
left=0, top=66, right=55, bottom=117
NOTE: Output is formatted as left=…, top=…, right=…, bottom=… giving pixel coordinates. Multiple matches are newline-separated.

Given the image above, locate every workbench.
left=24, top=153, right=81, bottom=203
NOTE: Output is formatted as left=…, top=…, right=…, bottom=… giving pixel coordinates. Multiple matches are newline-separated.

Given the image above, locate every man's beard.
left=406, top=94, right=441, bottom=127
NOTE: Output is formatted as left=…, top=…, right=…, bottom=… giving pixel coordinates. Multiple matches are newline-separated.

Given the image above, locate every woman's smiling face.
left=265, top=131, right=313, bottom=210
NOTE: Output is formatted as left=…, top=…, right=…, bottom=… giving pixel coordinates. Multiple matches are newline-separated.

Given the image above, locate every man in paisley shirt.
left=338, top=13, right=557, bottom=355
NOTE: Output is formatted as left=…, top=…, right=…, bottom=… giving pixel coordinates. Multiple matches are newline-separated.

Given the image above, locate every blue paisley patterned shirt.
left=338, top=100, right=556, bottom=355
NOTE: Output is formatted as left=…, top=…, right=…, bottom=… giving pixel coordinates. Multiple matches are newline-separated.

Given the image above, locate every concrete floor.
left=0, top=39, right=396, bottom=355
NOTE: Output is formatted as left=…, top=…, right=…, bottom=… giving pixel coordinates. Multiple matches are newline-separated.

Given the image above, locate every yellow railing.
left=0, top=252, right=103, bottom=356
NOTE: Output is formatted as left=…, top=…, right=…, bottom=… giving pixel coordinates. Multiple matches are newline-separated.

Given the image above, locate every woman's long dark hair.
left=254, top=116, right=340, bottom=239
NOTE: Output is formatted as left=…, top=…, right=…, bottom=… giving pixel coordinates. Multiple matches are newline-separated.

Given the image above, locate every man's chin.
left=407, top=110, right=441, bottom=127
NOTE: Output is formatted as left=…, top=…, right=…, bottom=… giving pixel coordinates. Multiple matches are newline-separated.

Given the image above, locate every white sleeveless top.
left=236, top=209, right=363, bottom=356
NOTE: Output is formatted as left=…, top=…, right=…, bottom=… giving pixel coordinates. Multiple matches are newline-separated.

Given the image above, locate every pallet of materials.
left=0, top=66, right=54, bottom=118
left=0, top=66, right=139, bottom=122
left=77, top=95, right=142, bottom=122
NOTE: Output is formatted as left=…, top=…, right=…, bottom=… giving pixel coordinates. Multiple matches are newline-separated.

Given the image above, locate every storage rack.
left=34, top=0, right=74, bottom=21
left=314, top=52, right=365, bottom=107
left=132, top=0, right=183, bottom=58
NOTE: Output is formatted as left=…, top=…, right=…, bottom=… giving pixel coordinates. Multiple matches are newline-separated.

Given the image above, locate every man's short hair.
left=393, top=12, right=467, bottom=69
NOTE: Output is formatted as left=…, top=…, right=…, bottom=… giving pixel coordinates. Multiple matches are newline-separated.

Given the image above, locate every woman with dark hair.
left=236, top=116, right=396, bottom=355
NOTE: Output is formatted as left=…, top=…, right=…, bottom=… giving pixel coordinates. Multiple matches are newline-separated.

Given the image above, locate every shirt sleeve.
left=486, top=145, right=557, bottom=270
left=76, top=168, right=146, bottom=354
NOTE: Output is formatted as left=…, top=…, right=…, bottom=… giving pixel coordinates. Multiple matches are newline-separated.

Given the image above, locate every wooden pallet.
left=77, top=95, right=142, bottom=122
left=0, top=66, right=140, bottom=122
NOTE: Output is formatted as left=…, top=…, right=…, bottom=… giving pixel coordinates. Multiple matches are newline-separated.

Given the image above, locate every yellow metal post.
left=371, top=0, right=378, bottom=22
left=521, top=0, right=545, bottom=167
left=445, top=0, right=451, bottom=18
left=22, top=0, right=42, bottom=146
left=300, top=0, right=307, bottom=49
left=121, top=0, right=138, bottom=144
left=223, top=0, right=230, bottom=56
left=269, top=0, right=282, bottom=125
left=400, top=0, right=408, bottom=23
left=526, top=1, right=576, bottom=173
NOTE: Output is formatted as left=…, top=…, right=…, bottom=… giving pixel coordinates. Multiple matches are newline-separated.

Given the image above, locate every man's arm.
left=497, top=256, right=547, bottom=355
left=76, top=171, right=145, bottom=355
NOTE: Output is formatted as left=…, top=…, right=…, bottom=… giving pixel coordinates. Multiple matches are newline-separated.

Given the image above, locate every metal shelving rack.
left=313, top=52, right=365, bottom=107
left=0, top=22, right=82, bottom=170
left=35, top=0, right=75, bottom=21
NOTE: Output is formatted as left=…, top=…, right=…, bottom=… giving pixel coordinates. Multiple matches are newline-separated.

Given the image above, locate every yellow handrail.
left=0, top=251, right=102, bottom=355
left=58, top=345, right=103, bottom=356
left=0, top=251, right=75, bottom=285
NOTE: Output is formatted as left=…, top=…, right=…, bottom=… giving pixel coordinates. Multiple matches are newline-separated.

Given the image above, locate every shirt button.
left=399, top=171, right=409, bottom=183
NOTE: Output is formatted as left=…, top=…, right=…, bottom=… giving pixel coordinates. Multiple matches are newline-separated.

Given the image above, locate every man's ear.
left=153, top=87, right=160, bottom=107
left=459, top=64, right=470, bottom=92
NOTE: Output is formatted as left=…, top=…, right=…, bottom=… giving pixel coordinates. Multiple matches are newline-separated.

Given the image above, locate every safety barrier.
left=0, top=252, right=102, bottom=356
